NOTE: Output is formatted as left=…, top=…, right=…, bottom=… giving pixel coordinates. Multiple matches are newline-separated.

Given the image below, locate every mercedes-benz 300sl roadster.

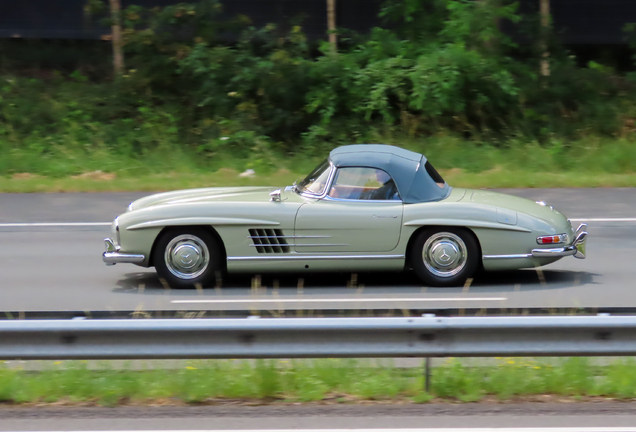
left=103, top=144, right=588, bottom=287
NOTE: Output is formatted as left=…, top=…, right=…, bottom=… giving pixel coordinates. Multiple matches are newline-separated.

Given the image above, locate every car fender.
left=126, top=217, right=280, bottom=231
left=401, top=202, right=549, bottom=259
left=404, top=218, right=531, bottom=233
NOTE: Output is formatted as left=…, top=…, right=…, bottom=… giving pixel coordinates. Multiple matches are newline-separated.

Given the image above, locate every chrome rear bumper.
left=531, top=223, right=588, bottom=259
left=103, top=238, right=145, bottom=266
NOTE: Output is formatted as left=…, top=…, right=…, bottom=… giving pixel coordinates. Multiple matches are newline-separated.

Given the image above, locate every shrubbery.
left=105, top=0, right=634, bottom=147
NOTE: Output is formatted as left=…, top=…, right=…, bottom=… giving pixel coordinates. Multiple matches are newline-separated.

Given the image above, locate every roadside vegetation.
left=2, top=357, right=636, bottom=406
left=4, top=137, right=636, bottom=192
left=2, top=0, right=636, bottom=191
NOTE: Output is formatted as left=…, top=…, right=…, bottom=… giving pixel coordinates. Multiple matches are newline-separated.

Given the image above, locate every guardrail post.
left=424, top=357, right=431, bottom=392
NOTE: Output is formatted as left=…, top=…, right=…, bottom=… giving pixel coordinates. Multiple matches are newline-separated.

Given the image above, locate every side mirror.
left=269, top=189, right=283, bottom=202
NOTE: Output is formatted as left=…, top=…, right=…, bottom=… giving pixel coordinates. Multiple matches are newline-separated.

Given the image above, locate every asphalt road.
left=3, top=404, right=636, bottom=430
left=0, top=189, right=634, bottom=313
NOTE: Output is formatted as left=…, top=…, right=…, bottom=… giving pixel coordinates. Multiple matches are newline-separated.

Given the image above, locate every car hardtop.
left=329, top=144, right=451, bottom=204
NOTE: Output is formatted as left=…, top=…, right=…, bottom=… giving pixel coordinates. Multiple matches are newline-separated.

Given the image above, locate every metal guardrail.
left=6, top=308, right=636, bottom=321
left=0, top=315, right=635, bottom=360
left=6, top=307, right=636, bottom=320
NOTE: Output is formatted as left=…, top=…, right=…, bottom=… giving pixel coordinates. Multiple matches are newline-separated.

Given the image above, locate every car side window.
left=328, top=167, right=400, bottom=201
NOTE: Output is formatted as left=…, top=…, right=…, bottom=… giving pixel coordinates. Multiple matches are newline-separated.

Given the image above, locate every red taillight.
left=537, top=234, right=568, bottom=245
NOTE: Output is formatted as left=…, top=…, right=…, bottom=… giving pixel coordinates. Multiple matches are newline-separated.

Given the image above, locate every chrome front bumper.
left=103, top=238, right=145, bottom=266
left=531, top=223, right=588, bottom=259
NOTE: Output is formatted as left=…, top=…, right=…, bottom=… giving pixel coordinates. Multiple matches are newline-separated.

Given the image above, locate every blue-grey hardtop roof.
left=329, top=144, right=451, bottom=204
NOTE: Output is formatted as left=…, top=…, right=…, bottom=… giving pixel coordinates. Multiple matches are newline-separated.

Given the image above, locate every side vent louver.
left=249, top=229, right=291, bottom=254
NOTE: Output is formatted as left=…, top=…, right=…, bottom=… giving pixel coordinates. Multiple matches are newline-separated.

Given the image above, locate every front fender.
left=127, top=217, right=279, bottom=231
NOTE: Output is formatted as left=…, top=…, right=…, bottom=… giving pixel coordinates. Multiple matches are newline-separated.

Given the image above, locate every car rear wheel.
left=411, top=228, right=479, bottom=287
left=154, top=228, right=220, bottom=288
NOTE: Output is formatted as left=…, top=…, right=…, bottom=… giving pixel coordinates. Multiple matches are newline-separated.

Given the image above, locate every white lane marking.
left=171, top=297, right=507, bottom=304
left=0, top=222, right=110, bottom=227
left=41, top=428, right=636, bottom=432
left=570, top=218, right=636, bottom=222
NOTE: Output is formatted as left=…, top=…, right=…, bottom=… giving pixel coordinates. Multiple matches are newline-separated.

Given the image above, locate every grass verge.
left=4, top=169, right=636, bottom=193
left=3, top=136, right=636, bottom=192
left=2, top=357, right=636, bottom=406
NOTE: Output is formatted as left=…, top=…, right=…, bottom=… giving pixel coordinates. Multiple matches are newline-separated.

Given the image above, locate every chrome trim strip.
left=290, top=244, right=350, bottom=247
left=247, top=235, right=331, bottom=239
left=323, top=196, right=402, bottom=204
left=104, top=238, right=118, bottom=252
left=249, top=244, right=349, bottom=247
left=297, top=161, right=337, bottom=200
left=531, top=245, right=577, bottom=258
left=296, top=161, right=404, bottom=202
left=103, top=236, right=144, bottom=265
left=228, top=254, right=405, bottom=261
left=573, top=225, right=588, bottom=259
left=102, top=251, right=146, bottom=265
left=482, top=254, right=533, bottom=260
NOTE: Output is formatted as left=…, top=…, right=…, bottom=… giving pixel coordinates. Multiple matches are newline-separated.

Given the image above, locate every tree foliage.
left=16, top=0, right=636, bottom=154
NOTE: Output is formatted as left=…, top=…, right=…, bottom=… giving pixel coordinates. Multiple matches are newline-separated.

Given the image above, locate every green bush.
left=85, top=0, right=636, bottom=146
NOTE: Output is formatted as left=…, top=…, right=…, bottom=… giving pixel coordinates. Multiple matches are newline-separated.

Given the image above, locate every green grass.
left=3, top=136, right=636, bottom=192
left=2, top=357, right=636, bottom=406
left=0, top=170, right=301, bottom=193
left=4, top=169, right=636, bottom=193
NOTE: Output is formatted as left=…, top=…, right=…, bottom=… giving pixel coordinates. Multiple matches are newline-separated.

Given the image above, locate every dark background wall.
left=0, top=0, right=380, bottom=40
left=520, top=0, right=636, bottom=44
left=0, top=0, right=635, bottom=44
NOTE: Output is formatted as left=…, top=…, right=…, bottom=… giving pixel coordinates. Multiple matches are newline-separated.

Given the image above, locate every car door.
left=294, top=167, right=404, bottom=253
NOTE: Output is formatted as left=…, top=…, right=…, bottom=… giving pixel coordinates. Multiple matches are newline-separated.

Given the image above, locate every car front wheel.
left=411, top=228, right=479, bottom=287
left=154, top=228, right=219, bottom=288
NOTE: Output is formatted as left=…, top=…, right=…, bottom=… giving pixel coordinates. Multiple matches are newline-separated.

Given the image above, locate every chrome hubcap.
left=422, top=232, right=467, bottom=278
left=164, top=234, right=210, bottom=280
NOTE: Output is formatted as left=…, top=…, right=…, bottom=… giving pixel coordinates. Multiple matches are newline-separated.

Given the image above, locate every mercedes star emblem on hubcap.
left=439, top=249, right=451, bottom=262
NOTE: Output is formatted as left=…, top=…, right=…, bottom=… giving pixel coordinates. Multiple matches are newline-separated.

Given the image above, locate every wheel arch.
left=404, top=225, right=483, bottom=270
left=148, top=225, right=227, bottom=270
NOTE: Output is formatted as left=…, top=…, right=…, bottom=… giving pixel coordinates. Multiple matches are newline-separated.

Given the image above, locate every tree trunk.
left=327, top=0, right=337, bottom=53
left=110, top=0, right=124, bottom=76
left=540, top=0, right=550, bottom=77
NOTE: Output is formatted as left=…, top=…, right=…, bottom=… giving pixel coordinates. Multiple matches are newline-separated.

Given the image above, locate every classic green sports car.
left=103, top=144, right=588, bottom=287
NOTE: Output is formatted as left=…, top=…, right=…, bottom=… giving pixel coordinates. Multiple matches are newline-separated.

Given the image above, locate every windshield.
left=297, top=159, right=332, bottom=196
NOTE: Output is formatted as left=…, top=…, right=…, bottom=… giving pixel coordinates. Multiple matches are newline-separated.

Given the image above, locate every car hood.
left=468, top=189, right=568, bottom=225
left=129, top=186, right=275, bottom=211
